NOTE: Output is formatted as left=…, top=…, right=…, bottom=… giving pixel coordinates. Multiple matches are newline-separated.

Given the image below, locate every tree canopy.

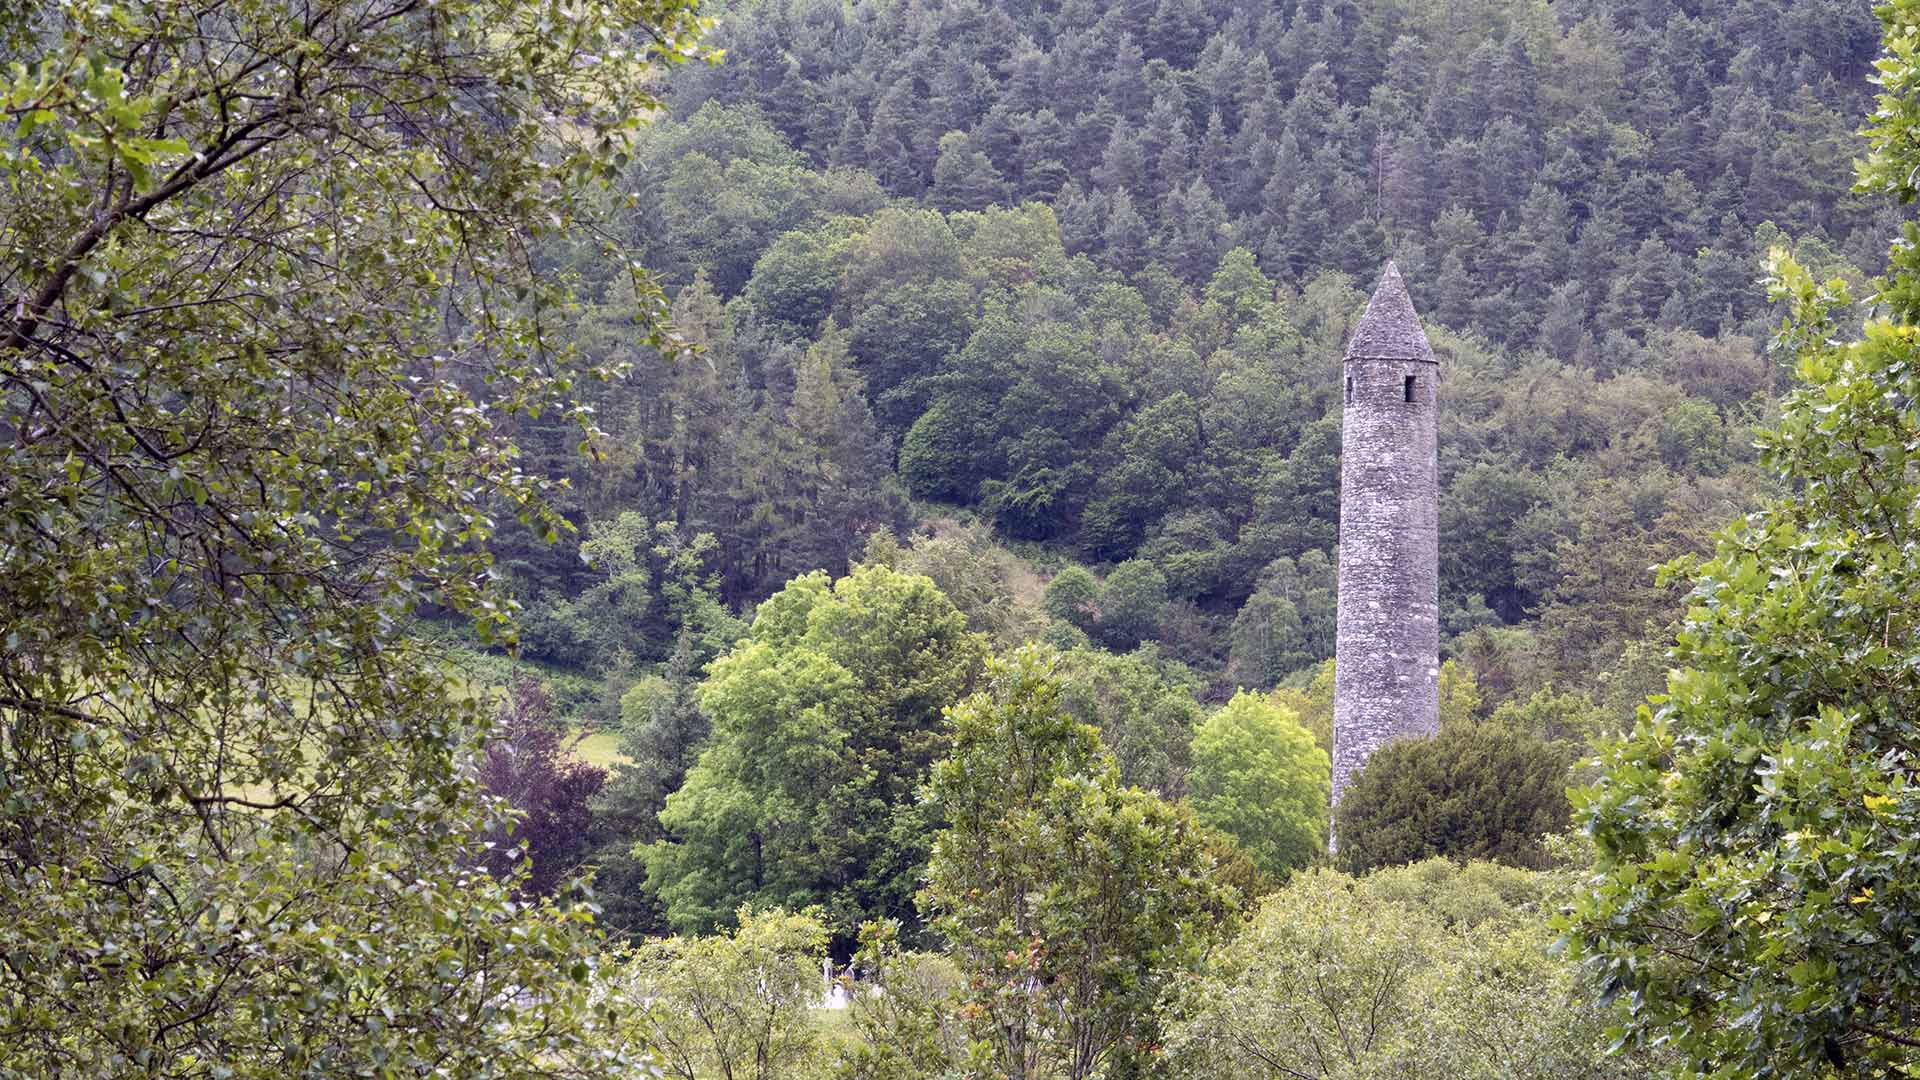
left=645, top=564, right=987, bottom=939
left=1171, top=859, right=1674, bottom=1079
left=922, top=645, right=1235, bottom=1080
left=1189, top=690, right=1329, bottom=878
left=0, top=0, right=705, bottom=1071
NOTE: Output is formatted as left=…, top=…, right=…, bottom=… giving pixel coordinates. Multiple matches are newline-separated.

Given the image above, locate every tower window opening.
left=1404, top=374, right=1416, bottom=403
left=1346, top=375, right=1353, bottom=400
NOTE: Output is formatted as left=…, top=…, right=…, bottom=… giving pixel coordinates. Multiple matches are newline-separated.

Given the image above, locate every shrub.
left=1335, top=726, right=1572, bottom=874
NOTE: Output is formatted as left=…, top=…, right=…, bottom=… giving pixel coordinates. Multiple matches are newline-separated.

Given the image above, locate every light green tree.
left=646, top=565, right=987, bottom=938
left=830, top=920, right=969, bottom=1080
left=1272, top=659, right=1338, bottom=752
left=1190, top=691, right=1330, bottom=878
left=0, top=0, right=704, bottom=1073
left=1170, top=869, right=1438, bottom=1079
left=921, top=645, right=1237, bottom=1080
left=1485, top=683, right=1612, bottom=754
left=1169, top=860, right=1671, bottom=1080
left=611, top=906, right=830, bottom=1080
left=1565, top=5, right=1920, bottom=1072
left=570, top=515, right=741, bottom=670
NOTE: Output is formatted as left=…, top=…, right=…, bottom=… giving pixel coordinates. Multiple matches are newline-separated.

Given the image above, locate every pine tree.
left=1162, top=178, right=1231, bottom=281
left=1103, top=189, right=1152, bottom=275
left=1093, top=124, right=1148, bottom=195
left=929, top=131, right=1009, bottom=212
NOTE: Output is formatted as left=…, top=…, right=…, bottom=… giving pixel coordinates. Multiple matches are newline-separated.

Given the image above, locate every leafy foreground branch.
left=1564, top=2, right=1920, bottom=1075
left=0, top=1, right=705, bottom=1074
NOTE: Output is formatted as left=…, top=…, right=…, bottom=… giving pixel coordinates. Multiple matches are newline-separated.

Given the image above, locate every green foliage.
left=1486, top=684, right=1614, bottom=755
left=929, top=131, right=1009, bottom=213
left=560, top=514, right=742, bottom=672
left=894, top=524, right=1033, bottom=646
left=1335, top=726, right=1573, bottom=874
left=587, top=155, right=1776, bottom=686
left=0, top=0, right=707, bottom=1071
left=1041, top=565, right=1101, bottom=633
left=1272, top=660, right=1337, bottom=753
left=550, top=0, right=1850, bottom=725
left=1565, top=10, right=1920, bottom=1071
left=646, top=565, right=987, bottom=939
left=1439, top=658, right=1489, bottom=729
left=1055, top=645, right=1204, bottom=797
left=1094, top=559, right=1171, bottom=650
left=831, top=920, right=969, bottom=1080
left=556, top=271, right=912, bottom=609
left=780, top=327, right=918, bottom=566
left=685, top=0, right=1881, bottom=347
left=922, top=646, right=1237, bottom=1080
left=1228, top=551, right=1338, bottom=688
left=1190, top=692, right=1330, bottom=879
left=746, top=227, right=843, bottom=338
left=1168, top=860, right=1671, bottom=1079
left=585, top=638, right=710, bottom=937
left=628, top=102, right=883, bottom=295
left=900, top=396, right=992, bottom=502
left=612, top=643, right=714, bottom=830
left=611, top=906, right=831, bottom=1080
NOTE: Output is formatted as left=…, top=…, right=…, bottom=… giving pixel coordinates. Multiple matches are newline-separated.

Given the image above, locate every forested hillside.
left=672, top=0, right=1886, bottom=348
left=386, top=0, right=1895, bottom=948
left=504, top=0, right=1888, bottom=707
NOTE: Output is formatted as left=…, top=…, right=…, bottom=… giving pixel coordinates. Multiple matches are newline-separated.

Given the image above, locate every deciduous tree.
left=646, top=565, right=987, bottom=939
left=478, top=678, right=609, bottom=897
left=0, top=0, right=704, bottom=1071
left=1170, top=860, right=1669, bottom=1080
left=611, top=906, right=830, bottom=1080
left=1190, top=692, right=1329, bottom=878
left=922, top=646, right=1235, bottom=1080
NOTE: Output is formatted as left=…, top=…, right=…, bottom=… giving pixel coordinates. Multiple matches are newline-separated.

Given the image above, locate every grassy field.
left=574, top=730, right=629, bottom=769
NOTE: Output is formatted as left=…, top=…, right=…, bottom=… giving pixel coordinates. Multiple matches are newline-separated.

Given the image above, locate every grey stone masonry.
left=1333, top=262, right=1439, bottom=814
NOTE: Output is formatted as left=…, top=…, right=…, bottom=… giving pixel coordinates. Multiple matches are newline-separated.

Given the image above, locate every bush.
left=830, top=921, right=967, bottom=1080
left=1334, top=726, right=1572, bottom=874
left=1167, top=860, right=1674, bottom=1079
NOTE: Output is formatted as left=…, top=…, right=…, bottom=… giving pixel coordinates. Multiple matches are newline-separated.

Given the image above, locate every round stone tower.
left=1332, top=262, right=1439, bottom=811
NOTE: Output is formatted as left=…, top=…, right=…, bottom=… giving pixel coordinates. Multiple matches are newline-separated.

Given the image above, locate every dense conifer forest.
left=510, top=0, right=1889, bottom=683
left=10, top=0, right=1920, bottom=1075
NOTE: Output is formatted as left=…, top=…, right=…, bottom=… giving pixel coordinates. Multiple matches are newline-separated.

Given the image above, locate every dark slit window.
left=1346, top=375, right=1353, bottom=401
left=1404, top=374, right=1416, bottom=403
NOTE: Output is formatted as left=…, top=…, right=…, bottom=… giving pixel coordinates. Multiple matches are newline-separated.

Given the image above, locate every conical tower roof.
left=1345, top=261, right=1435, bottom=362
